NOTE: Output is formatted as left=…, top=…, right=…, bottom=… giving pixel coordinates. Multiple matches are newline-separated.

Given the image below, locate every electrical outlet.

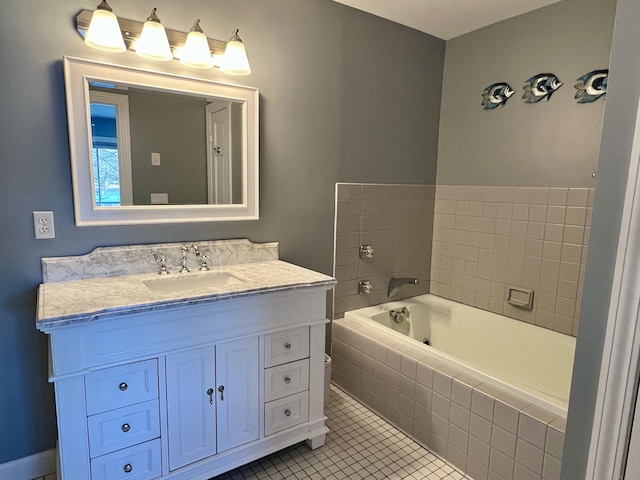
left=33, top=211, right=55, bottom=239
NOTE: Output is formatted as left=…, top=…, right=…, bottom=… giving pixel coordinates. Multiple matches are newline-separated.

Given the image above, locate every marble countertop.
left=37, top=260, right=335, bottom=330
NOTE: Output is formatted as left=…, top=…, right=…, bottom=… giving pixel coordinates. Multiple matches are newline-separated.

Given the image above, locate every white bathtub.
left=344, top=294, right=576, bottom=415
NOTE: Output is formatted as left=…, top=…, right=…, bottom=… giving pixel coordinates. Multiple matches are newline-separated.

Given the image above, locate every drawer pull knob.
left=218, top=385, right=225, bottom=401
left=121, top=423, right=130, bottom=433
left=284, top=342, right=291, bottom=351
left=123, top=463, right=133, bottom=473
left=284, top=376, right=291, bottom=384
left=284, top=409, right=291, bottom=417
left=119, top=382, right=128, bottom=392
left=207, top=388, right=214, bottom=404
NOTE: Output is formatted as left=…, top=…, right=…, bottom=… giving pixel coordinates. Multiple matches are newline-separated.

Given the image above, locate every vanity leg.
left=305, top=433, right=326, bottom=450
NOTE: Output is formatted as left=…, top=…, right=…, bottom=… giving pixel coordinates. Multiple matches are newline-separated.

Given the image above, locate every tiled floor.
left=36, top=385, right=466, bottom=480
left=211, top=385, right=466, bottom=480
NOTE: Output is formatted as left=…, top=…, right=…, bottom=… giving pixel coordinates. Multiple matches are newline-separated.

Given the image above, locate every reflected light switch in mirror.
left=151, top=193, right=169, bottom=204
left=151, top=152, right=161, bottom=166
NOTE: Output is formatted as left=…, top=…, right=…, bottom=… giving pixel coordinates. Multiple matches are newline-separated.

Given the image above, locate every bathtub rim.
left=341, top=294, right=572, bottom=418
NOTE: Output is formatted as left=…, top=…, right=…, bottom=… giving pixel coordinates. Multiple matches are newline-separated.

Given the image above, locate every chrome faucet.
left=152, top=253, right=170, bottom=275
left=192, top=244, right=210, bottom=271
left=387, top=277, right=419, bottom=297
left=180, top=245, right=191, bottom=273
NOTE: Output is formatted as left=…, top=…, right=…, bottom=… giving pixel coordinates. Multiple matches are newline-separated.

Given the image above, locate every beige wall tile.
left=519, top=413, right=548, bottom=448
left=543, top=453, right=562, bottom=480
left=530, top=187, right=549, bottom=205
left=548, top=188, right=568, bottom=206
left=529, top=204, right=548, bottom=222
left=546, top=205, right=566, bottom=224
left=469, top=436, right=492, bottom=465
left=492, top=424, right=517, bottom=457
left=336, top=183, right=586, bottom=338
left=516, top=439, right=544, bottom=474
left=490, top=448, right=515, bottom=479
left=567, top=188, right=589, bottom=207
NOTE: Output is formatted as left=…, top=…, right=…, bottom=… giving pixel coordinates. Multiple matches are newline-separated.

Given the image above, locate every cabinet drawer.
left=88, top=400, right=160, bottom=458
left=86, top=360, right=158, bottom=415
left=264, top=327, right=309, bottom=367
left=265, top=391, right=309, bottom=436
left=90, top=439, right=161, bottom=480
left=264, top=359, right=309, bottom=402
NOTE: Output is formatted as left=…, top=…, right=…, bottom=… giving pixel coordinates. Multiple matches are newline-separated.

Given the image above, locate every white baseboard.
left=0, top=449, right=57, bottom=479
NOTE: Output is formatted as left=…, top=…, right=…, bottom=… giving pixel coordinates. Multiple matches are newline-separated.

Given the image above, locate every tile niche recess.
left=333, top=183, right=593, bottom=337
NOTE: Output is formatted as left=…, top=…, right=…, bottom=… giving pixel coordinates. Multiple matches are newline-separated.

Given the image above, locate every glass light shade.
left=84, top=9, right=126, bottom=53
left=136, top=18, right=172, bottom=61
left=180, top=30, right=214, bottom=69
left=221, top=31, right=251, bottom=76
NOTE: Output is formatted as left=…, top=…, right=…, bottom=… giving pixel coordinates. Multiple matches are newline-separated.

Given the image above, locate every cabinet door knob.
left=284, top=409, right=291, bottom=417
left=207, top=388, right=214, bottom=404
left=121, top=423, right=130, bottom=433
left=284, top=342, right=291, bottom=350
left=119, top=382, right=128, bottom=392
left=218, top=385, right=225, bottom=401
left=284, top=376, right=291, bottom=384
left=123, top=463, right=133, bottom=473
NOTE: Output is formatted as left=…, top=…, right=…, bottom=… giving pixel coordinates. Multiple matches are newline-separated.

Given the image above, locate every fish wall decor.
left=574, top=70, right=608, bottom=103
left=481, top=83, right=515, bottom=110
left=522, top=73, right=563, bottom=103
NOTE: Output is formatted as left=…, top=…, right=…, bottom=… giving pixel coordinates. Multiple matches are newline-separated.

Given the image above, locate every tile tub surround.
left=334, top=183, right=435, bottom=318
left=331, top=317, right=566, bottom=480
left=334, top=184, right=591, bottom=336
left=430, top=186, right=593, bottom=337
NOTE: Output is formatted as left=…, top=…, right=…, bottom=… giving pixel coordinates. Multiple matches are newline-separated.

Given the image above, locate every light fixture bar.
left=75, top=9, right=228, bottom=61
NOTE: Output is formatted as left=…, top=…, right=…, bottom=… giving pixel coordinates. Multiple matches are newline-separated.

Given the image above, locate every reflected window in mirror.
left=90, top=89, right=132, bottom=207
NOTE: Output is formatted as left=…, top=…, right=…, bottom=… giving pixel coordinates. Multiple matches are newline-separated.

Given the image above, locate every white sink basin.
left=143, top=272, right=245, bottom=294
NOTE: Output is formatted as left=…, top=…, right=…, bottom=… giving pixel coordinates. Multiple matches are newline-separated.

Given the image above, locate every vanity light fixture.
left=135, top=8, right=172, bottom=61
left=179, top=20, right=215, bottom=69
left=220, top=29, right=251, bottom=76
left=76, top=4, right=252, bottom=75
left=83, top=0, right=126, bottom=53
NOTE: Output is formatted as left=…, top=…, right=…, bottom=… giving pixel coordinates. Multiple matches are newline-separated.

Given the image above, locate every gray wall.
left=0, top=0, right=444, bottom=464
left=562, top=0, right=640, bottom=476
left=437, top=0, right=616, bottom=187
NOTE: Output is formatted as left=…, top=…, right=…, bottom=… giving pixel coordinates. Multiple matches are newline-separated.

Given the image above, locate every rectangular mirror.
left=64, top=57, right=259, bottom=225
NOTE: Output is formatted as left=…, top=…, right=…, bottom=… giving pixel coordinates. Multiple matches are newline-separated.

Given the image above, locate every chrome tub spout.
left=387, top=277, right=419, bottom=297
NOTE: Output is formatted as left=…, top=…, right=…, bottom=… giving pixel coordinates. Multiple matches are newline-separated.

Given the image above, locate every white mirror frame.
left=63, top=56, right=259, bottom=226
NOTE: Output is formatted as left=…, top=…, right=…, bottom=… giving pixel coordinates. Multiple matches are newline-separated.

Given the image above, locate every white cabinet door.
left=215, top=337, right=259, bottom=452
left=166, top=346, right=216, bottom=471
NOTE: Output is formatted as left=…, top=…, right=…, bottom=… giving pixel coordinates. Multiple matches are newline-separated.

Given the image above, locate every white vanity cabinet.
left=165, top=338, right=259, bottom=471
left=40, top=285, right=332, bottom=480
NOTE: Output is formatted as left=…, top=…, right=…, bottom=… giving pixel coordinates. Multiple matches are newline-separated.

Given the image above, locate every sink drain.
left=422, top=338, right=431, bottom=346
